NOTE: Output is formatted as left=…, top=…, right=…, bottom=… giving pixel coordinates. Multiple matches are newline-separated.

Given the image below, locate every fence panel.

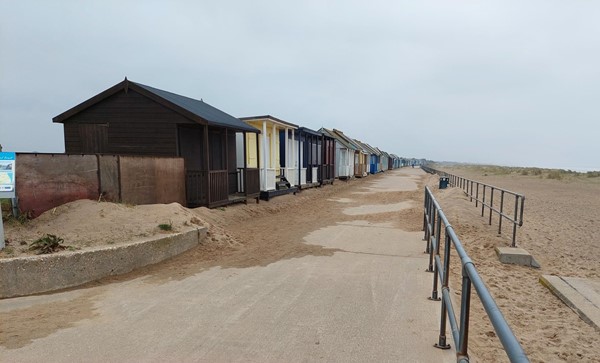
left=15, top=153, right=99, bottom=217
left=185, top=170, right=207, bottom=207
left=119, top=156, right=185, bottom=206
left=245, top=168, right=260, bottom=196
left=208, top=170, right=228, bottom=207
left=422, top=166, right=525, bottom=247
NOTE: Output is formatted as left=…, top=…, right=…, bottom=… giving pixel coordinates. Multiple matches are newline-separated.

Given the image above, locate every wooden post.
left=284, top=128, right=288, bottom=172
left=291, top=129, right=296, bottom=186
left=262, top=121, right=267, bottom=190
left=271, top=123, right=276, bottom=176
left=243, top=131, right=248, bottom=197
left=204, top=124, right=210, bottom=206
left=224, top=128, right=228, bottom=194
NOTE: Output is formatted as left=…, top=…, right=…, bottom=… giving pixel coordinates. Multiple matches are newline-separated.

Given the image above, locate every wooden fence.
left=15, top=153, right=185, bottom=217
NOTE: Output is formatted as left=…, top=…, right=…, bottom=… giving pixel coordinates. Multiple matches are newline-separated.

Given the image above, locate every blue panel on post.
left=439, top=177, right=449, bottom=189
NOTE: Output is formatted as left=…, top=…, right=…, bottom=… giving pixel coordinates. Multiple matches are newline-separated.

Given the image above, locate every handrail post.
left=427, top=207, right=436, bottom=272
left=458, top=266, right=472, bottom=361
left=435, top=231, right=451, bottom=350
left=499, top=191, right=505, bottom=235
left=481, top=185, right=486, bottom=217
left=512, top=197, right=519, bottom=247
left=423, top=188, right=428, bottom=235
left=489, top=188, right=494, bottom=225
left=519, top=196, right=526, bottom=227
left=469, top=180, right=473, bottom=202
left=429, top=213, right=443, bottom=299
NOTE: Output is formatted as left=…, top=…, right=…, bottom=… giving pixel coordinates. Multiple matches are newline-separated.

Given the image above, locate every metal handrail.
left=423, top=186, right=529, bottom=361
left=423, top=186, right=529, bottom=362
left=421, top=166, right=525, bottom=247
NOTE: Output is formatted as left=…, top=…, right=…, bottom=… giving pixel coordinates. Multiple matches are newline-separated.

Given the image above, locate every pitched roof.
left=352, top=139, right=370, bottom=154
left=239, top=115, right=299, bottom=129
left=354, top=140, right=380, bottom=155
left=331, top=129, right=363, bottom=151
left=320, top=128, right=357, bottom=150
left=297, top=126, right=323, bottom=137
left=366, top=144, right=382, bottom=155
left=378, top=148, right=391, bottom=158
left=53, top=78, right=258, bottom=133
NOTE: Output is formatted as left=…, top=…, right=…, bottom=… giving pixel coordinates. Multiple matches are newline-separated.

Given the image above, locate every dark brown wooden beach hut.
left=53, top=78, right=260, bottom=208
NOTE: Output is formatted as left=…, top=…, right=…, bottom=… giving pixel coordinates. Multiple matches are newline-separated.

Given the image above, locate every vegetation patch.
left=433, top=163, right=598, bottom=181
left=158, top=221, right=173, bottom=231
left=547, top=171, right=563, bottom=180
left=28, top=234, right=66, bottom=254
left=1, top=200, right=31, bottom=225
left=586, top=171, right=600, bottom=178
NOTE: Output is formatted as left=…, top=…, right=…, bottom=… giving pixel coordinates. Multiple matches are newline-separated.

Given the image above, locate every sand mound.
left=2, top=200, right=212, bottom=257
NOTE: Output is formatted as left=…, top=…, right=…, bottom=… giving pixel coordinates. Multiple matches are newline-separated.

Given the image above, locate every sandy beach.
left=428, top=165, right=600, bottom=362
left=2, top=166, right=599, bottom=362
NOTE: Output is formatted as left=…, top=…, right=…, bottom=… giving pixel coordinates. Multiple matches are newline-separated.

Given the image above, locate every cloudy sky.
left=1, top=1, right=599, bottom=170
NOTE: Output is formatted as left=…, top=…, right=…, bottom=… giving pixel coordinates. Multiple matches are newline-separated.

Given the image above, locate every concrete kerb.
left=0, top=227, right=207, bottom=299
left=495, top=246, right=540, bottom=268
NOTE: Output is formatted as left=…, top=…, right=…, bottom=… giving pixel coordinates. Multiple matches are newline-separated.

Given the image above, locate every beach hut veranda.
left=296, top=127, right=335, bottom=188
left=239, top=115, right=299, bottom=200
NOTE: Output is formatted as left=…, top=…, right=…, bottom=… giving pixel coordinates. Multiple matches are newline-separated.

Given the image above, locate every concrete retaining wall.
left=0, top=227, right=206, bottom=298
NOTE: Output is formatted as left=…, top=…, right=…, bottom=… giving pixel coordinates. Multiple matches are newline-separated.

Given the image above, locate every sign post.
left=0, top=152, right=16, bottom=250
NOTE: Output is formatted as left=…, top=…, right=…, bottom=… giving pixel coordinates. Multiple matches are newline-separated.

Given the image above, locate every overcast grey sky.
left=1, top=1, right=599, bottom=170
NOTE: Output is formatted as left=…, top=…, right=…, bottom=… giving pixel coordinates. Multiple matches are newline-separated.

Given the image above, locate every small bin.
left=439, top=177, right=449, bottom=189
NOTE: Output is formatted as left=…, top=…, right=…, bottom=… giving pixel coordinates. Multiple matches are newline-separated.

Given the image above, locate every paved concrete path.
left=1, top=169, right=454, bottom=362
left=540, top=275, right=600, bottom=332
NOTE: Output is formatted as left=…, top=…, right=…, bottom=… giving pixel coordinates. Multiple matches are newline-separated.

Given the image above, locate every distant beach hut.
left=320, top=128, right=355, bottom=180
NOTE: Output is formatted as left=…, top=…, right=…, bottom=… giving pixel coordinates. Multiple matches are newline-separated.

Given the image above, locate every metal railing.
left=423, top=186, right=529, bottom=363
left=421, top=166, right=525, bottom=247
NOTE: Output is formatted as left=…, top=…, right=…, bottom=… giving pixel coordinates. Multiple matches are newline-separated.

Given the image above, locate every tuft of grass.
left=1, top=204, right=31, bottom=224
left=29, top=234, right=65, bottom=254
left=547, top=171, right=563, bottom=180
left=158, top=221, right=173, bottom=231
left=586, top=171, right=600, bottom=178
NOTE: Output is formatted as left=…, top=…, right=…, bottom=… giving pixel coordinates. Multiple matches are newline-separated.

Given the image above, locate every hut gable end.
left=59, top=89, right=189, bottom=155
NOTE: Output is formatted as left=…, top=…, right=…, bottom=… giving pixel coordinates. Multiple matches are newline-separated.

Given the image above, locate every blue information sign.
left=0, top=151, right=15, bottom=249
left=0, top=152, right=16, bottom=195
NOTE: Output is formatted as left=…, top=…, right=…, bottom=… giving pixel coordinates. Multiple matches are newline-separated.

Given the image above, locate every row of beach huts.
left=52, top=78, right=423, bottom=208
